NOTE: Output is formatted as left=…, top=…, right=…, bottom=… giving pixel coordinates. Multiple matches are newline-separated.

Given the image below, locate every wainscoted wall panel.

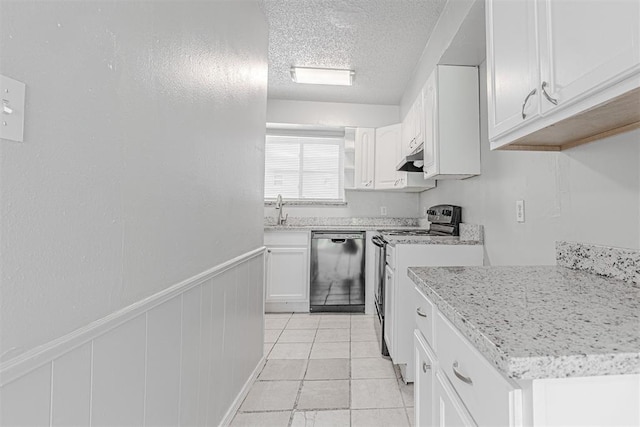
left=145, top=297, right=182, bottom=427
left=197, top=279, right=215, bottom=426
left=179, top=286, right=202, bottom=426
left=91, top=315, right=147, bottom=427
left=51, top=342, right=91, bottom=426
left=0, top=249, right=265, bottom=427
left=0, top=363, right=51, bottom=426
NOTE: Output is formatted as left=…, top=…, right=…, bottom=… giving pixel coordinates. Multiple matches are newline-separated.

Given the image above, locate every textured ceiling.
left=262, top=0, right=448, bottom=105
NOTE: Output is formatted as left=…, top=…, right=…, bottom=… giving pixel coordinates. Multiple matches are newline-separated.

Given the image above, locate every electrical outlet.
left=380, top=206, right=387, bottom=216
left=516, top=200, right=525, bottom=223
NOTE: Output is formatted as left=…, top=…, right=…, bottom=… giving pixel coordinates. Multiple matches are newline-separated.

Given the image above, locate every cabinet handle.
left=267, top=249, right=271, bottom=253
left=452, top=361, right=473, bottom=385
left=541, top=81, right=558, bottom=106
left=422, top=362, right=431, bottom=373
left=521, top=88, right=537, bottom=119
left=416, top=307, right=427, bottom=318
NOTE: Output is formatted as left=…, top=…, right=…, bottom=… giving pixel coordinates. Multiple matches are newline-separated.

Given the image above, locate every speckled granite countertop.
left=264, top=216, right=423, bottom=231
left=383, top=235, right=482, bottom=246
left=408, top=265, right=640, bottom=380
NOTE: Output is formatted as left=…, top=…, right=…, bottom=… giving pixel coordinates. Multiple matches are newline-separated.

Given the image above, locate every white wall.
left=419, top=64, right=640, bottom=266
left=0, top=0, right=267, bottom=360
left=400, top=0, right=477, bottom=117
left=265, top=190, right=421, bottom=219
left=267, top=99, right=400, bottom=128
left=0, top=1, right=268, bottom=425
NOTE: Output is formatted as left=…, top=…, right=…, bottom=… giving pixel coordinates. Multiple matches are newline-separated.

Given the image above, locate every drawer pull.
left=452, top=361, right=473, bottom=385
left=416, top=307, right=427, bottom=318
left=422, top=362, right=431, bottom=373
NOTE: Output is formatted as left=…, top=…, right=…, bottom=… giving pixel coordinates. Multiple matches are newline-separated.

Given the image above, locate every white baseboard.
left=265, top=301, right=310, bottom=312
left=219, top=356, right=266, bottom=427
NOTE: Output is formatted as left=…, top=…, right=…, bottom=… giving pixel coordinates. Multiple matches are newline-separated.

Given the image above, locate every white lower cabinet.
left=435, top=371, right=477, bottom=427
left=413, top=285, right=640, bottom=427
left=264, top=231, right=309, bottom=312
left=414, top=331, right=436, bottom=427
left=384, top=265, right=395, bottom=358
left=389, top=244, right=484, bottom=383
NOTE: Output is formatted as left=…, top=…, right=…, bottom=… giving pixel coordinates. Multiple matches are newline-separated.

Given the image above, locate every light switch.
left=0, top=75, right=26, bottom=142
left=516, top=200, right=525, bottom=223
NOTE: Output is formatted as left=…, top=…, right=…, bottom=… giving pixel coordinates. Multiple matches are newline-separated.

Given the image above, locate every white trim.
left=0, top=247, right=266, bottom=387
left=265, top=301, right=310, bottom=313
left=219, top=356, right=266, bottom=427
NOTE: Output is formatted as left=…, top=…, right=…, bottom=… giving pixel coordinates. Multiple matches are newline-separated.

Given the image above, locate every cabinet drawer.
left=264, top=231, right=309, bottom=246
left=414, top=286, right=435, bottom=351
left=435, top=312, right=522, bottom=427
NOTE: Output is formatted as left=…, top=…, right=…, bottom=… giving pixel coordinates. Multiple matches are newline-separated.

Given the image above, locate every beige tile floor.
left=231, top=313, right=415, bottom=427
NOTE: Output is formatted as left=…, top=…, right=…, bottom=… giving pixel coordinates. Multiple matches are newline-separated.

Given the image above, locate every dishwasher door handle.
left=331, top=239, right=346, bottom=244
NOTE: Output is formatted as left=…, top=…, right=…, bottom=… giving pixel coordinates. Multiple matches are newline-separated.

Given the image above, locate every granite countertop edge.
left=408, top=267, right=640, bottom=380
left=264, top=225, right=426, bottom=231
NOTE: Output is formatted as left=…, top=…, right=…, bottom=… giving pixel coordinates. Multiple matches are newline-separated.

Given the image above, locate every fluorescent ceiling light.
left=290, top=67, right=355, bottom=86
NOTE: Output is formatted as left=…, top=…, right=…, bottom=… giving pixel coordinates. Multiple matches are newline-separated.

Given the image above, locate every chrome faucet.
left=275, top=194, right=288, bottom=225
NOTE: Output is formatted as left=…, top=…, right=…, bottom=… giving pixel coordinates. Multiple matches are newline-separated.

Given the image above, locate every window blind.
left=265, top=135, right=344, bottom=201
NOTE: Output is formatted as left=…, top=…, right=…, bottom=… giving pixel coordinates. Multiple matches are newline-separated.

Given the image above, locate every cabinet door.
left=413, top=93, right=424, bottom=151
left=384, top=265, right=395, bottom=358
left=422, top=70, right=438, bottom=179
left=435, top=372, right=477, bottom=427
left=265, top=247, right=309, bottom=302
left=402, top=107, right=413, bottom=158
left=355, top=128, right=375, bottom=189
left=374, top=124, right=403, bottom=190
left=538, top=0, right=640, bottom=113
left=415, top=331, right=436, bottom=427
left=486, top=0, right=540, bottom=139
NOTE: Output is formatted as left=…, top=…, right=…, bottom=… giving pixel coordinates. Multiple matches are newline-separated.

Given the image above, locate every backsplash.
left=556, top=241, right=640, bottom=284
left=459, top=224, right=484, bottom=242
left=264, top=216, right=420, bottom=227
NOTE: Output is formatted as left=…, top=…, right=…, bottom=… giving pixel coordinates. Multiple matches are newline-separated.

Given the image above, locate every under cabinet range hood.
left=396, top=143, right=424, bottom=172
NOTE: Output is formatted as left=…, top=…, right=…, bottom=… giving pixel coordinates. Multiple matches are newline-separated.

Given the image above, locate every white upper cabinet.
left=486, top=0, right=539, bottom=140
left=375, top=124, right=435, bottom=192
left=537, top=0, right=640, bottom=114
left=402, top=96, right=424, bottom=157
left=486, top=0, right=640, bottom=151
left=354, top=128, right=375, bottom=189
left=423, top=65, right=481, bottom=180
left=374, top=124, right=403, bottom=190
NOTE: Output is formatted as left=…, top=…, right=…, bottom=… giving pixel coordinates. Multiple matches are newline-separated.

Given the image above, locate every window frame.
left=264, top=133, right=346, bottom=203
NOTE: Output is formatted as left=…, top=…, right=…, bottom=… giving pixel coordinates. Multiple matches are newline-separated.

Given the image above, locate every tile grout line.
left=248, top=313, right=407, bottom=426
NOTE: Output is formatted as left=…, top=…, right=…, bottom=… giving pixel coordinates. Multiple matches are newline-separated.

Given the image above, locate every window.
left=264, top=135, right=344, bottom=201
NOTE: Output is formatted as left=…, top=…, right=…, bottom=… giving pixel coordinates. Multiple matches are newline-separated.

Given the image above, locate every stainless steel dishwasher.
left=310, top=231, right=365, bottom=313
